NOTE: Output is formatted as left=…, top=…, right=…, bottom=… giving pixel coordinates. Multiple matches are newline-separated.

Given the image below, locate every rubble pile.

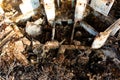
left=0, top=0, right=120, bottom=80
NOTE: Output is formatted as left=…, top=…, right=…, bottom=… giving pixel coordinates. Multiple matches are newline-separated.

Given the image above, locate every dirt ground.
left=0, top=0, right=120, bottom=80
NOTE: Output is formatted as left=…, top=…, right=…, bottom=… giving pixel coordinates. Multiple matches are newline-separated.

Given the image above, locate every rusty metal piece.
left=90, top=0, right=115, bottom=16
left=43, top=0, right=56, bottom=40
left=106, top=19, right=120, bottom=36
left=92, top=10, right=115, bottom=24
left=55, top=19, right=73, bottom=25
left=80, top=21, right=98, bottom=36
left=84, top=5, right=115, bottom=24
left=74, top=0, right=88, bottom=23
left=52, top=22, right=55, bottom=40
left=92, top=18, right=120, bottom=49
left=43, top=0, right=55, bottom=25
left=71, top=0, right=88, bottom=41
left=20, top=0, right=40, bottom=15
left=57, top=0, right=61, bottom=7
left=71, top=23, right=76, bottom=41
left=92, top=31, right=111, bottom=49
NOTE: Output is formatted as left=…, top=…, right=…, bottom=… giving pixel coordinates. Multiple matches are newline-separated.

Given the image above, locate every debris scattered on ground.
left=0, top=0, right=120, bottom=80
